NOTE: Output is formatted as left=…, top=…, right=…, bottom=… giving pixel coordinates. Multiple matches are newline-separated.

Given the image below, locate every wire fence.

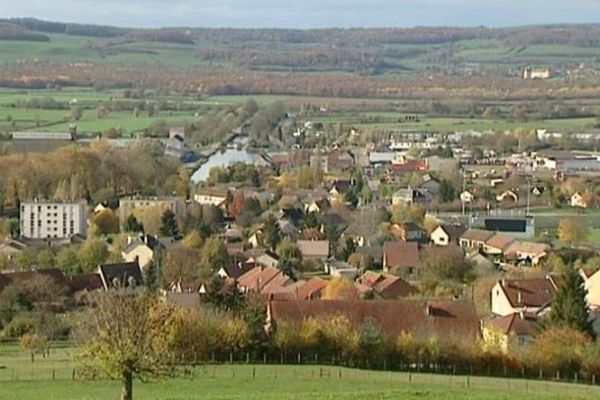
left=0, top=351, right=598, bottom=391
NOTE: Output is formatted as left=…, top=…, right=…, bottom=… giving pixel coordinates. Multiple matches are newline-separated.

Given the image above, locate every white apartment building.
left=20, top=199, right=87, bottom=239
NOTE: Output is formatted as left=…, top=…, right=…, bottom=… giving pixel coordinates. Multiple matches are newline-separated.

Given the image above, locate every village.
left=2, top=110, right=600, bottom=363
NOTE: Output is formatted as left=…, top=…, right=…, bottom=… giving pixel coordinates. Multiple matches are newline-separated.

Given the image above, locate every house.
left=266, top=299, right=480, bottom=342
left=0, top=239, right=27, bottom=260
left=297, top=240, right=330, bottom=262
left=523, top=67, right=551, bottom=80
left=193, top=189, right=228, bottom=207
left=483, top=217, right=535, bottom=238
left=164, top=292, right=200, bottom=309
left=483, top=234, right=515, bottom=256
left=357, top=271, right=418, bottom=299
left=12, top=131, right=76, bottom=154
left=570, top=192, right=591, bottom=208
left=310, top=151, right=354, bottom=174
left=119, top=196, right=184, bottom=227
left=382, top=241, right=422, bottom=276
left=236, top=266, right=291, bottom=293
left=391, top=187, right=431, bottom=206
left=496, top=190, right=519, bottom=203
left=504, top=241, right=551, bottom=266
left=482, top=312, right=539, bottom=353
left=295, top=277, right=328, bottom=300
left=20, top=199, right=87, bottom=240
left=430, top=224, right=467, bottom=246
left=581, top=269, right=600, bottom=310
left=328, top=180, right=353, bottom=202
left=121, top=234, right=167, bottom=269
left=324, top=259, right=358, bottom=279
left=459, top=229, right=495, bottom=250
left=418, top=174, right=440, bottom=196
left=97, top=260, right=144, bottom=290
left=467, top=250, right=494, bottom=270
left=217, top=263, right=252, bottom=280
left=255, top=251, right=280, bottom=268
left=490, top=276, right=558, bottom=316
left=93, top=202, right=109, bottom=215
left=460, top=191, right=475, bottom=204
left=390, top=222, right=427, bottom=243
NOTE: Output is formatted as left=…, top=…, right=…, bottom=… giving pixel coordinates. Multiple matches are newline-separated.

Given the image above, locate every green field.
left=0, top=342, right=599, bottom=399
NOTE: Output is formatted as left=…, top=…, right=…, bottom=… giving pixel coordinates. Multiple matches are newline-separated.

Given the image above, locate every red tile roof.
left=383, top=241, right=421, bottom=270
left=483, top=312, right=539, bottom=336
left=498, top=277, right=557, bottom=308
left=268, top=299, right=479, bottom=341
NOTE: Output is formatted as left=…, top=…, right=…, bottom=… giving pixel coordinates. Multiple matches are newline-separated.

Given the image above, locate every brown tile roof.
left=504, top=241, right=550, bottom=257
left=359, top=271, right=418, bottom=299
left=438, top=224, right=468, bottom=241
left=295, top=277, right=328, bottom=300
left=485, top=234, right=515, bottom=251
left=461, top=229, right=495, bottom=242
left=268, top=299, right=479, bottom=341
left=383, top=241, right=421, bottom=269
left=297, top=240, right=330, bottom=259
left=237, top=266, right=290, bottom=292
left=483, top=312, right=539, bottom=336
left=67, top=273, right=103, bottom=292
left=498, top=277, right=557, bottom=308
left=164, top=292, right=200, bottom=309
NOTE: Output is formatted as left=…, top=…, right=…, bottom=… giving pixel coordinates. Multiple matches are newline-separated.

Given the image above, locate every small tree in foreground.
left=19, top=332, right=48, bottom=363
left=76, top=291, right=175, bottom=400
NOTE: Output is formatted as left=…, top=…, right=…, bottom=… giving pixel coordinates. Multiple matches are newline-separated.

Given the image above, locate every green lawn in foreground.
left=0, top=342, right=598, bottom=399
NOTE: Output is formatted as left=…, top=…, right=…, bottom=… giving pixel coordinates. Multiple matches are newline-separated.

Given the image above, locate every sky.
left=2, top=0, right=600, bottom=29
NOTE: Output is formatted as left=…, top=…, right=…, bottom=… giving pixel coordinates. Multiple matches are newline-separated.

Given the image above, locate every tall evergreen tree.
left=124, top=214, right=144, bottom=233
left=545, top=267, right=595, bottom=339
left=262, top=216, right=281, bottom=251
left=159, top=209, right=179, bottom=238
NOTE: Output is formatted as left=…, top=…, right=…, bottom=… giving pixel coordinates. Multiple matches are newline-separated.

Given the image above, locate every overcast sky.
left=4, top=0, right=600, bottom=29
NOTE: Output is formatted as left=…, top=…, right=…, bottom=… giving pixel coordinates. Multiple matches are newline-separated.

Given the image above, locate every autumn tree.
left=19, top=333, right=48, bottom=363
left=558, top=217, right=588, bottom=247
left=201, top=236, right=230, bottom=271
left=420, top=245, right=474, bottom=295
left=322, top=278, right=357, bottom=300
left=78, top=238, right=110, bottom=271
left=77, top=291, right=176, bottom=400
left=92, top=209, right=120, bottom=235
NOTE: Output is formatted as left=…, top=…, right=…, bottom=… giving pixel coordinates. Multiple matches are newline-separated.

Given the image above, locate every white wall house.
left=20, top=199, right=87, bottom=239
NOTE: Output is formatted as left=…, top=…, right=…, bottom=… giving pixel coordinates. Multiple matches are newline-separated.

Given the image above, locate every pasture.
left=0, top=342, right=599, bottom=399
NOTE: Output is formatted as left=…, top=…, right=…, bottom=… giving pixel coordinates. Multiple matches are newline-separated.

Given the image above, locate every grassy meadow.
left=0, top=342, right=598, bottom=400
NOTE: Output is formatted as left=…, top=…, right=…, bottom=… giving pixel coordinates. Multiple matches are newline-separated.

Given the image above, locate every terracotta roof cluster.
left=504, top=241, right=550, bottom=257
left=357, top=271, right=418, bottom=299
left=235, top=265, right=327, bottom=300
left=268, top=299, right=480, bottom=341
left=497, top=276, right=558, bottom=308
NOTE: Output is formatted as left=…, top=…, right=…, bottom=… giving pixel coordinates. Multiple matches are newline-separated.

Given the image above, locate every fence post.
left=556, top=370, right=560, bottom=381
left=229, top=352, right=233, bottom=364
left=593, top=374, right=596, bottom=385
left=263, top=353, right=267, bottom=364
left=72, top=369, right=75, bottom=381
left=246, top=352, right=250, bottom=364
left=252, top=366, right=256, bottom=379
left=539, top=369, right=542, bottom=380
left=409, top=371, right=412, bottom=384
left=297, top=353, right=301, bottom=364
left=52, top=369, right=55, bottom=380
left=574, top=372, right=578, bottom=384
left=466, top=375, right=470, bottom=388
